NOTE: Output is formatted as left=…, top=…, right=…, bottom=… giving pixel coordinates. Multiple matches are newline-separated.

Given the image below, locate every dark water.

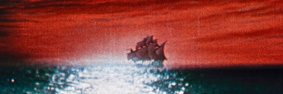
left=0, top=64, right=282, bottom=94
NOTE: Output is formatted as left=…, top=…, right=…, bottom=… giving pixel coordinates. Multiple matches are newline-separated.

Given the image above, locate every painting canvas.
left=0, top=0, right=282, bottom=94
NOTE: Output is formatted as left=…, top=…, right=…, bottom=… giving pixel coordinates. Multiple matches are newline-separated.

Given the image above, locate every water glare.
left=1, top=64, right=282, bottom=94
left=57, top=65, right=163, bottom=94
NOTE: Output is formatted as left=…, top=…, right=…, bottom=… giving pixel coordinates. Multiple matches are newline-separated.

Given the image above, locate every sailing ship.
left=127, top=36, right=167, bottom=67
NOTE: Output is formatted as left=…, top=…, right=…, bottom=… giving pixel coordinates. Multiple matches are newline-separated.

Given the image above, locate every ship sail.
left=155, top=41, right=167, bottom=60
left=127, top=36, right=167, bottom=67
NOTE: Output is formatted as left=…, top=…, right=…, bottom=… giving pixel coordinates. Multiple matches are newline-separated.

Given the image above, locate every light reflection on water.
left=0, top=64, right=189, bottom=94
left=58, top=65, right=166, bottom=94
left=1, top=64, right=282, bottom=94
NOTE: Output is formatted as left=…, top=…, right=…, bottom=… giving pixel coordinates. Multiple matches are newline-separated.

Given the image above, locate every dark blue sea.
left=0, top=63, right=282, bottom=94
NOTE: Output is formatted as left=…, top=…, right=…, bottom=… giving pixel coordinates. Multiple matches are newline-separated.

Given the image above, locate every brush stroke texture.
left=0, top=0, right=282, bottom=68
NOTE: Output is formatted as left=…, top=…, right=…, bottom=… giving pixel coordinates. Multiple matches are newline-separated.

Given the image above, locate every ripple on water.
left=1, top=64, right=194, bottom=94
left=2, top=64, right=283, bottom=94
left=56, top=65, right=164, bottom=94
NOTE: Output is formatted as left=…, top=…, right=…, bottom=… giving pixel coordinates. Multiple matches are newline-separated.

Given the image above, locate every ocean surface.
left=0, top=63, right=282, bottom=94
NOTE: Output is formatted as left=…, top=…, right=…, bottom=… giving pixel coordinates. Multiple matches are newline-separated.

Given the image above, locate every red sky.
left=0, top=0, right=282, bottom=68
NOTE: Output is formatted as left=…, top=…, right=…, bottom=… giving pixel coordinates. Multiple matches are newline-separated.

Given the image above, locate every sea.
left=0, top=63, right=282, bottom=94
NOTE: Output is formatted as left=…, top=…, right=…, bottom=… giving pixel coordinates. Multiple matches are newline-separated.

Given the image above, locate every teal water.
left=0, top=64, right=282, bottom=94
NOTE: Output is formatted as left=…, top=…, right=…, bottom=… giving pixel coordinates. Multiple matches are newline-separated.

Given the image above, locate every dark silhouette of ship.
left=127, top=36, right=167, bottom=67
